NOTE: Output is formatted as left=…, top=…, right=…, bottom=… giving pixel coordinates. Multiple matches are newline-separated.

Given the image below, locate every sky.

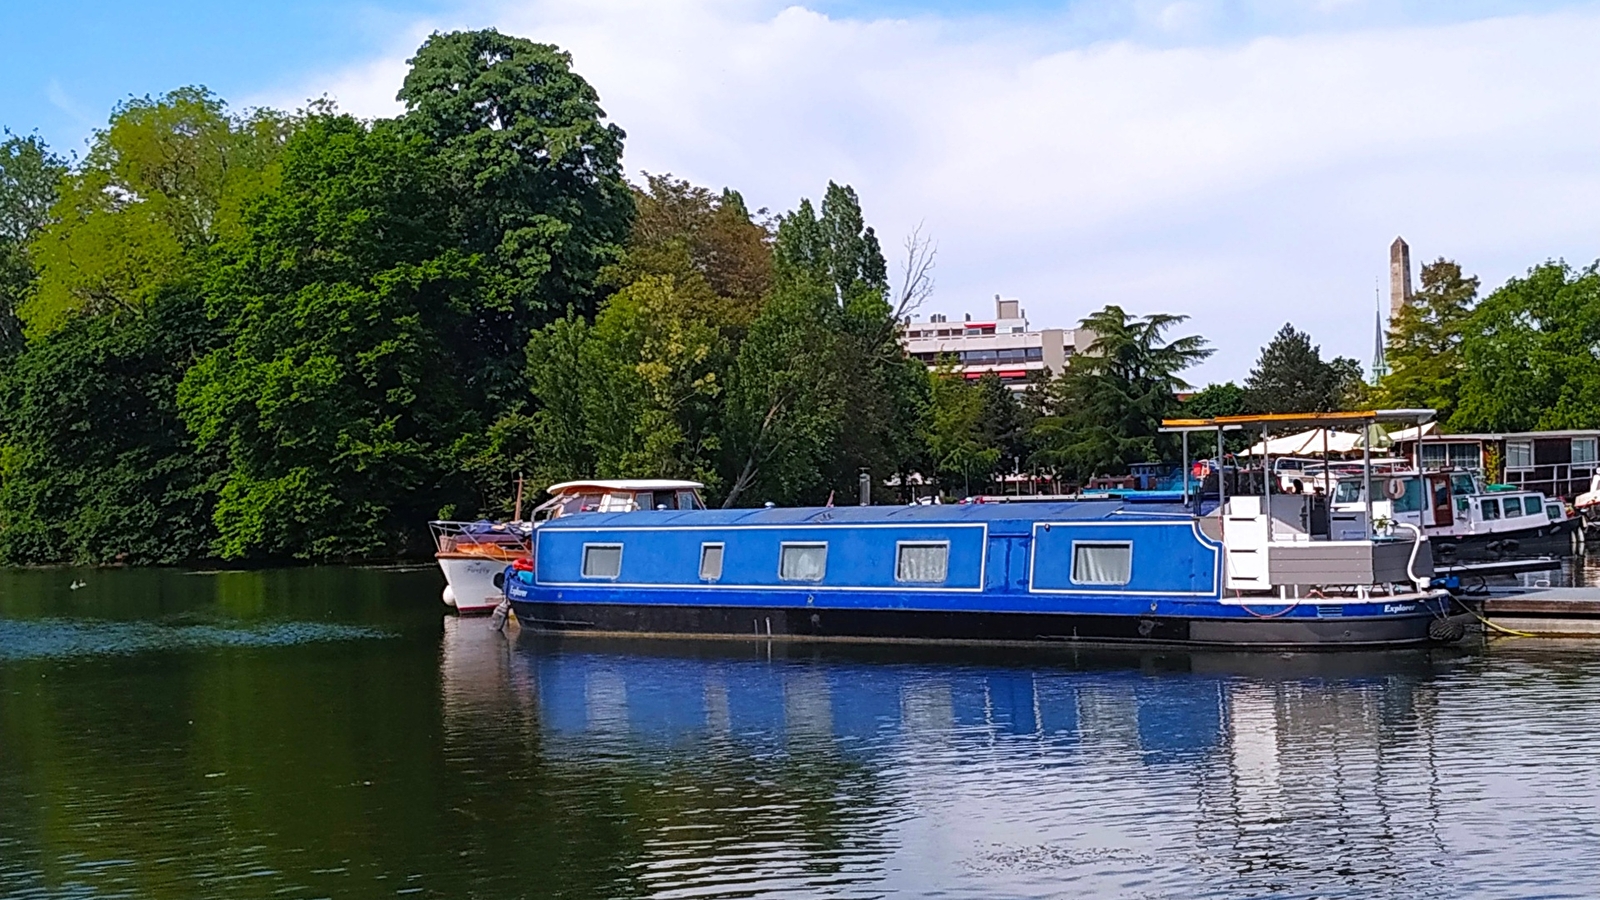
left=3, top=0, right=1598, bottom=384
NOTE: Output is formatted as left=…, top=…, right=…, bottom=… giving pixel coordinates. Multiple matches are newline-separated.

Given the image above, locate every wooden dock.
left=1480, top=588, right=1600, bottom=636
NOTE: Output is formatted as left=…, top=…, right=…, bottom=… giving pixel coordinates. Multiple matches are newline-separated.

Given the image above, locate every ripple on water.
left=0, top=618, right=391, bottom=661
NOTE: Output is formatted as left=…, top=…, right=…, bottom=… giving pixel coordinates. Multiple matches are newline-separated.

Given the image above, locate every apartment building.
left=900, top=295, right=1090, bottom=388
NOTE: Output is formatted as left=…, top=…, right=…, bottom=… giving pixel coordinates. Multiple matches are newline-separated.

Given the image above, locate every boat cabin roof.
left=547, top=479, right=705, bottom=495
left=539, top=499, right=1194, bottom=530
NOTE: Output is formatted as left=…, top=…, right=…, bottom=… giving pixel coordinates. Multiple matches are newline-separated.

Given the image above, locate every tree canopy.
left=1243, top=323, right=1365, bottom=414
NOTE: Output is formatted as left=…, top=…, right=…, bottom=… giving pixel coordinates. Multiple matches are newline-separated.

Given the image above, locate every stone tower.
left=1389, top=236, right=1413, bottom=319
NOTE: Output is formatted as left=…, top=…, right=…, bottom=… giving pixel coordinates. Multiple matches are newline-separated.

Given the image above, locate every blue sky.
left=3, top=0, right=1597, bottom=382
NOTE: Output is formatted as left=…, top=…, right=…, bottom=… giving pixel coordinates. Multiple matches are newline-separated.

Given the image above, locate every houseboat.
left=503, top=411, right=1463, bottom=648
left=431, top=479, right=706, bottom=613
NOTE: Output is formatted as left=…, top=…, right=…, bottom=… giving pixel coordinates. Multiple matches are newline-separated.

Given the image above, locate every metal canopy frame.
left=1160, top=409, right=1437, bottom=540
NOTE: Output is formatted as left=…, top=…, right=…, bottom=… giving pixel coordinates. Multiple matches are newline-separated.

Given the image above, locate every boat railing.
left=428, top=520, right=533, bottom=556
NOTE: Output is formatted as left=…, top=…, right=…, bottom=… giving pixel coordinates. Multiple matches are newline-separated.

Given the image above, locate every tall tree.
left=24, top=88, right=290, bottom=335
left=179, top=114, right=483, bottom=559
left=0, top=131, right=67, bottom=354
left=1454, top=261, right=1600, bottom=432
left=397, top=28, right=633, bottom=406
left=622, top=173, right=773, bottom=322
left=1032, top=306, right=1211, bottom=479
left=718, top=182, right=918, bottom=507
left=1378, top=259, right=1478, bottom=422
left=1244, top=324, right=1364, bottom=413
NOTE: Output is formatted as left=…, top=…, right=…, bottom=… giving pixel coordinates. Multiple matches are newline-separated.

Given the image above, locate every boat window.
left=635, top=491, right=656, bottom=511
left=1481, top=499, right=1500, bottom=520
left=1392, top=479, right=1423, bottom=513
left=597, top=492, right=633, bottom=512
left=581, top=544, right=623, bottom=578
left=1548, top=503, right=1563, bottom=521
left=1451, top=473, right=1476, bottom=496
left=699, top=543, right=724, bottom=581
left=779, top=543, right=828, bottom=582
left=1506, top=441, right=1533, bottom=469
left=1524, top=496, right=1543, bottom=516
left=676, top=490, right=701, bottom=510
left=1334, top=480, right=1362, bottom=503
left=896, top=542, right=949, bottom=583
left=1071, top=542, right=1132, bottom=586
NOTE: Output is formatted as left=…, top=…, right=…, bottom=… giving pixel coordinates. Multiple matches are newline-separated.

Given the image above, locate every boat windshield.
left=1334, top=478, right=1423, bottom=512
left=1450, top=473, right=1477, bottom=496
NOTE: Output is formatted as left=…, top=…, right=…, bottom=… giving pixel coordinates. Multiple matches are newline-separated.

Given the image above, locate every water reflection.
left=7, top=568, right=1600, bottom=900
left=432, top=632, right=1484, bottom=899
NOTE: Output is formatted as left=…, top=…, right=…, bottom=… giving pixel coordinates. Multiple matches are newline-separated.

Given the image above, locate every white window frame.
left=581, top=543, right=623, bottom=579
left=778, top=542, right=828, bottom=582
left=699, top=542, right=724, bottom=582
left=1505, top=440, right=1534, bottom=470
left=1573, top=438, right=1598, bottom=466
left=894, top=540, right=950, bottom=584
left=1069, top=541, right=1133, bottom=586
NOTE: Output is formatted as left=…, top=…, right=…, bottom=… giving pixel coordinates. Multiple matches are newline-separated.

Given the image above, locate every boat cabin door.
left=986, top=530, right=1033, bottom=594
left=1426, top=473, right=1453, bottom=527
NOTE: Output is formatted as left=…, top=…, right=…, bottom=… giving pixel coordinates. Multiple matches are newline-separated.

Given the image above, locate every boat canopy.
left=1163, top=409, right=1436, bottom=431
left=1240, top=428, right=1365, bottom=457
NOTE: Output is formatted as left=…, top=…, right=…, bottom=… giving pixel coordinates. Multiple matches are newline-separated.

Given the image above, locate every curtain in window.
left=780, top=544, right=827, bottom=581
left=896, top=544, right=948, bottom=583
left=1073, top=543, right=1131, bottom=585
left=583, top=545, right=622, bottom=578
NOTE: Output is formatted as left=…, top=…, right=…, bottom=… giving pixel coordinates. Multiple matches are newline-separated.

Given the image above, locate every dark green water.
left=5, top=566, right=1600, bottom=899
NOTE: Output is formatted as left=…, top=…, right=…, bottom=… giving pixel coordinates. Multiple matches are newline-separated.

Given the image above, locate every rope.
left=1456, top=600, right=1537, bottom=638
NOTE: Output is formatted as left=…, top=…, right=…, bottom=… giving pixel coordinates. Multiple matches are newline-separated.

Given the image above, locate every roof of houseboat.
left=538, top=499, right=1195, bottom=529
left=546, top=479, right=705, bottom=494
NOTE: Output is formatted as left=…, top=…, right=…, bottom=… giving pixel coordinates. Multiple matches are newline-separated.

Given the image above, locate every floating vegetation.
left=0, top=618, right=392, bottom=661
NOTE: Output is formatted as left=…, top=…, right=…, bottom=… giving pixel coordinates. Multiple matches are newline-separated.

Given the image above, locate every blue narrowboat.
left=503, top=449, right=1465, bottom=648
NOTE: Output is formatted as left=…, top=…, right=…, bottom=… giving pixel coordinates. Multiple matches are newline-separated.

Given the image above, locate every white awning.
left=1241, top=428, right=1366, bottom=457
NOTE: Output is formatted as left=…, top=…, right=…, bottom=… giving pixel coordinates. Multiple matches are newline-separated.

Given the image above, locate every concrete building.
left=901, top=295, right=1090, bottom=388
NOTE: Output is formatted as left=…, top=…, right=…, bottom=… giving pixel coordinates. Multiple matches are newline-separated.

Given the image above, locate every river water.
left=5, top=565, right=1600, bottom=899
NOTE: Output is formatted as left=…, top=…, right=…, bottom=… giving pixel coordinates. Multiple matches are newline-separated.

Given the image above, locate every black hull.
left=509, top=601, right=1452, bottom=650
left=1431, top=519, right=1580, bottom=559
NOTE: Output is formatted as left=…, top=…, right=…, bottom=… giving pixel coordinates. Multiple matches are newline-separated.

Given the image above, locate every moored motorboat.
left=1331, top=469, right=1576, bottom=558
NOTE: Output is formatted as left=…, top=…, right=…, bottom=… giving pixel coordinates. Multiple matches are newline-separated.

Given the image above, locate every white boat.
left=1331, top=469, right=1573, bottom=553
left=430, top=479, right=707, bottom=614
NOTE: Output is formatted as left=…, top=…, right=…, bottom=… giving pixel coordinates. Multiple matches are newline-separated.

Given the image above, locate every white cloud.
left=254, top=1, right=1600, bottom=383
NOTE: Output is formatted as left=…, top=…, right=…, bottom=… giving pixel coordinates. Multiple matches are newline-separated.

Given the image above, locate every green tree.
left=0, top=131, right=67, bottom=354
left=622, top=173, right=773, bottom=323
left=1181, top=381, right=1246, bottom=419
left=25, top=88, right=290, bottom=336
left=1454, top=261, right=1600, bottom=432
left=926, top=367, right=998, bottom=497
left=179, top=114, right=482, bottom=559
left=0, top=288, right=220, bottom=564
left=1031, top=306, right=1211, bottom=480
left=1244, top=323, right=1364, bottom=413
left=1378, top=259, right=1478, bottom=422
left=398, top=28, right=633, bottom=405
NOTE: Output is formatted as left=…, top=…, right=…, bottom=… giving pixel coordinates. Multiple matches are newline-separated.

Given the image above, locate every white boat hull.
left=437, top=554, right=510, bottom=614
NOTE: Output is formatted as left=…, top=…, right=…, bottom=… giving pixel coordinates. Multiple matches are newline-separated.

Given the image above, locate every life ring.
left=1385, top=477, right=1406, bottom=500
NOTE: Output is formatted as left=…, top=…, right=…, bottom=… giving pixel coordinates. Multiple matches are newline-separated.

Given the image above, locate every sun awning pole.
left=1363, top=416, right=1374, bottom=540
left=1216, top=425, right=1227, bottom=529
left=1181, top=430, right=1190, bottom=505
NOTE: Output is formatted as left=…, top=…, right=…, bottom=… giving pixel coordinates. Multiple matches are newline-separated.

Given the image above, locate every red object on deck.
left=511, top=556, right=535, bottom=572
